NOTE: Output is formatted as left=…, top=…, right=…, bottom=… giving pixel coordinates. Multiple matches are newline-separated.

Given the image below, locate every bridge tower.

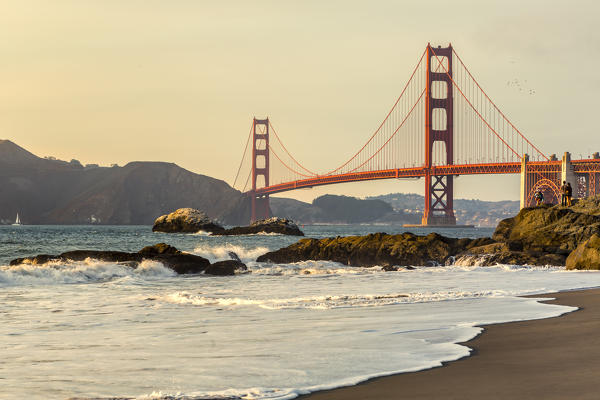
left=251, top=118, right=271, bottom=222
left=422, top=44, right=456, bottom=226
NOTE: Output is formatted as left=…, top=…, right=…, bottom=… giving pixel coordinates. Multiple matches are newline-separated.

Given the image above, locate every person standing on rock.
left=535, top=190, right=544, bottom=206
left=566, top=182, right=573, bottom=206
left=561, top=181, right=568, bottom=206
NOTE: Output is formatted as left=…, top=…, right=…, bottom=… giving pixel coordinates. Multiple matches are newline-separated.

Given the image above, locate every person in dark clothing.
left=561, top=181, right=568, bottom=206
left=534, top=190, right=544, bottom=206
left=566, top=182, right=573, bottom=206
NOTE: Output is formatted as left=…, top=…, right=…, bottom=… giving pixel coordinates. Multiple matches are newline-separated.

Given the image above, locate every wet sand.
left=298, top=288, right=600, bottom=400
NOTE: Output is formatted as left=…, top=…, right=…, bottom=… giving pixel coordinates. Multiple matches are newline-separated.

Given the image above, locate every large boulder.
left=566, top=234, right=600, bottom=270
left=205, top=260, right=248, bottom=276
left=9, top=243, right=246, bottom=276
left=256, top=232, right=491, bottom=267
left=220, top=217, right=304, bottom=236
left=152, top=208, right=225, bottom=234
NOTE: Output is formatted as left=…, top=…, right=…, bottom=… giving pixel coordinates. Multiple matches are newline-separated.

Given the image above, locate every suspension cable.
left=321, top=47, right=428, bottom=176
left=452, top=48, right=548, bottom=161
left=232, top=121, right=254, bottom=189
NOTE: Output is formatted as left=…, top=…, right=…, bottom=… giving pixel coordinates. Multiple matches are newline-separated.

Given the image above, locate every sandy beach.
left=299, top=288, right=600, bottom=400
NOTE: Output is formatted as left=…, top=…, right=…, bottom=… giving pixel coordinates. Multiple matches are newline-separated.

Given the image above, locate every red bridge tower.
left=422, top=44, right=456, bottom=226
left=251, top=118, right=271, bottom=222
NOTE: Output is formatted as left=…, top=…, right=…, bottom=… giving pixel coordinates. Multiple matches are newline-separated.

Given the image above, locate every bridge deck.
left=251, top=160, right=600, bottom=196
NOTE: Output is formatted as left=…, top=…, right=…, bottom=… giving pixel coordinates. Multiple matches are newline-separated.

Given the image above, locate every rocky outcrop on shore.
left=456, top=197, right=600, bottom=267
left=9, top=243, right=247, bottom=276
left=257, top=232, right=492, bottom=267
left=257, top=196, right=600, bottom=269
left=152, top=208, right=225, bottom=234
left=220, top=217, right=304, bottom=236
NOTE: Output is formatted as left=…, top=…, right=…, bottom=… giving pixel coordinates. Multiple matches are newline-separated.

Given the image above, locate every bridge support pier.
left=422, top=174, right=456, bottom=225
left=561, top=152, right=578, bottom=200
left=251, top=194, right=270, bottom=223
left=520, top=154, right=529, bottom=209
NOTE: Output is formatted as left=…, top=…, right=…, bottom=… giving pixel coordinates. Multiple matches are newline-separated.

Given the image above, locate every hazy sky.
left=2, top=0, right=599, bottom=202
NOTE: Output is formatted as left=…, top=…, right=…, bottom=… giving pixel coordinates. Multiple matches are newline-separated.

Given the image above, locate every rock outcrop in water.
left=220, top=217, right=304, bottom=236
left=153, top=211, right=304, bottom=236
left=152, top=208, right=225, bottom=234
left=258, top=196, right=600, bottom=269
left=9, top=243, right=247, bottom=276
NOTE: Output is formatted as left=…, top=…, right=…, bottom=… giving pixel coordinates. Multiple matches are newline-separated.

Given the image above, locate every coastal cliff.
left=0, top=140, right=250, bottom=225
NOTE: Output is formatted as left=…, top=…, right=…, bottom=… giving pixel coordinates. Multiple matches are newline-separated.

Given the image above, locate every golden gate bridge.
left=233, top=44, right=600, bottom=224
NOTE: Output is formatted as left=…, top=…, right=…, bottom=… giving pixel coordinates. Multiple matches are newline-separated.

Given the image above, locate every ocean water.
left=1, top=224, right=599, bottom=400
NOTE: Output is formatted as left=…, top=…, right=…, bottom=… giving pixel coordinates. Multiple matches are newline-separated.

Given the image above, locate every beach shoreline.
left=298, top=287, right=600, bottom=400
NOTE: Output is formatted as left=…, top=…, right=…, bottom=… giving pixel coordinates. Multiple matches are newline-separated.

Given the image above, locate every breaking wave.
left=193, top=244, right=270, bottom=263
left=0, top=259, right=175, bottom=287
left=247, top=260, right=384, bottom=276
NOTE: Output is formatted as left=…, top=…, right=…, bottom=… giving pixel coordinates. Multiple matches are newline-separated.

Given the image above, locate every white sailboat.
left=12, top=213, right=22, bottom=226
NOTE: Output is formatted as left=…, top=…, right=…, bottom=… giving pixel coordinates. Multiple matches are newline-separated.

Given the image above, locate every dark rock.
left=139, top=243, right=181, bottom=256
left=220, top=217, right=304, bottom=236
left=152, top=208, right=225, bottom=234
left=10, top=254, right=56, bottom=265
left=8, top=243, right=246, bottom=276
left=454, top=239, right=568, bottom=267
left=454, top=249, right=567, bottom=267
left=205, top=260, right=248, bottom=276
left=256, top=232, right=481, bottom=267
left=151, top=252, right=211, bottom=274
left=566, top=234, right=600, bottom=270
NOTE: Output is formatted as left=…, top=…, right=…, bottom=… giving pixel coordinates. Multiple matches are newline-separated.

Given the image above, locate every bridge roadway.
left=253, top=159, right=600, bottom=196
left=253, top=162, right=523, bottom=196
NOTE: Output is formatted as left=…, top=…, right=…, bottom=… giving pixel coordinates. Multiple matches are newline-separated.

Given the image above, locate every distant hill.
left=369, top=193, right=520, bottom=227
left=0, top=140, right=249, bottom=225
left=270, top=193, right=519, bottom=226
left=270, top=194, right=421, bottom=225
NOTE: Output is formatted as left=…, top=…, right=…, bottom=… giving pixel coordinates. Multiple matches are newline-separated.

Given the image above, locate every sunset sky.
left=1, top=0, right=599, bottom=202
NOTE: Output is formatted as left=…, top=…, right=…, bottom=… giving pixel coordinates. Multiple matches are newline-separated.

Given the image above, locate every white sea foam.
left=193, top=244, right=270, bottom=263
left=0, top=259, right=175, bottom=287
left=158, top=289, right=511, bottom=310
left=193, top=230, right=213, bottom=236
left=247, top=260, right=379, bottom=276
left=248, top=261, right=563, bottom=277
